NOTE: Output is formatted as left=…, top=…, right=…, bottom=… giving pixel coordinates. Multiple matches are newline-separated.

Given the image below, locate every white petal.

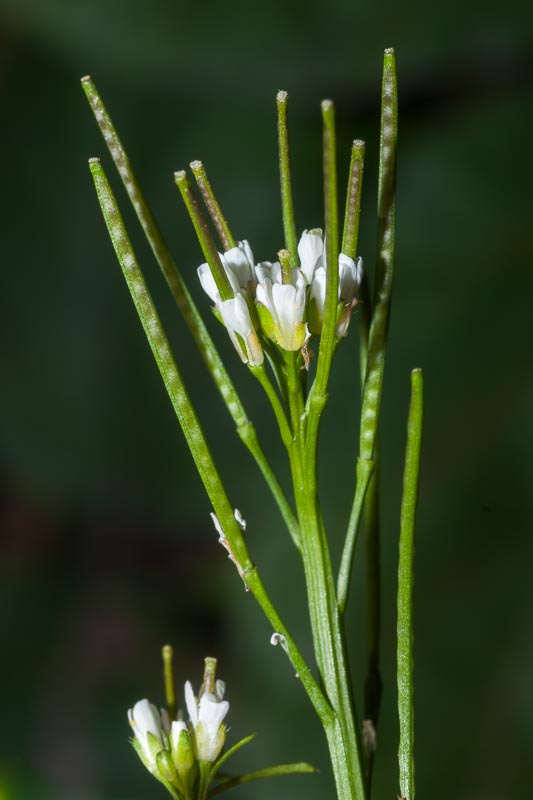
left=308, top=266, right=327, bottom=334
left=217, top=294, right=258, bottom=364
left=170, top=719, right=188, bottom=751
left=130, top=699, right=162, bottom=740
left=310, top=266, right=327, bottom=313
left=240, top=239, right=255, bottom=269
left=298, top=229, right=324, bottom=284
left=218, top=294, right=253, bottom=339
left=255, top=262, right=273, bottom=284
left=355, top=256, right=363, bottom=285
left=215, top=679, right=226, bottom=700
left=221, top=241, right=254, bottom=289
left=271, top=283, right=305, bottom=350
left=198, top=694, right=230, bottom=739
left=198, top=263, right=220, bottom=304
left=256, top=279, right=277, bottom=320
left=184, top=681, right=199, bottom=726
left=338, top=253, right=362, bottom=301
left=270, top=262, right=283, bottom=284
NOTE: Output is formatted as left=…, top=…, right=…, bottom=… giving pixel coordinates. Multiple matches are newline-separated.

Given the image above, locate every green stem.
left=249, top=365, right=293, bottom=451
left=284, top=355, right=366, bottom=800
left=245, top=564, right=334, bottom=725
left=362, top=466, right=382, bottom=782
left=359, top=49, right=397, bottom=463
left=190, top=160, right=236, bottom=251
left=304, top=99, right=339, bottom=484
left=276, top=90, right=299, bottom=266
left=341, top=139, right=365, bottom=258
left=337, top=457, right=374, bottom=613
left=81, top=77, right=295, bottom=549
left=90, top=157, right=329, bottom=727
left=285, top=352, right=305, bottom=443
left=174, top=170, right=233, bottom=301
left=162, top=644, right=176, bottom=720
left=312, top=99, right=339, bottom=395
left=397, top=369, right=423, bottom=800
left=239, top=419, right=300, bottom=548
left=358, top=272, right=372, bottom=388
left=291, top=456, right=367, bottom=800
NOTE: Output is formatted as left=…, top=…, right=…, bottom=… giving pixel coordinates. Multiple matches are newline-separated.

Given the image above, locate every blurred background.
left=1, top=1, right=533, bottom=799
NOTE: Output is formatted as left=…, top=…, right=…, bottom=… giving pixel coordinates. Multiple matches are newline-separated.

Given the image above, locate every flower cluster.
left=128, top=661, right=229, bottom=798
left=198, top=229, right=363, bottom=366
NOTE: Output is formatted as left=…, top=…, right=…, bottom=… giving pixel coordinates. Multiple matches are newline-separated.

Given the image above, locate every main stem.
left=285, top=356, right=366, bottom=800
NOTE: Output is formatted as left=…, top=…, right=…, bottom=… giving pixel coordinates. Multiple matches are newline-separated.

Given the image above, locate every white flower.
left=197, top=240, right=255, bottom=303
left=338, top=254, right=363, bottom=303
left=221, top=240, right=255, bottom=291
left=336, top=255, right=363, bottom=337
left=255, top=260, right=281, bottom=285
left=170, top=719, right=195, bottom=774
left=128, top=699, right=166, bottom=773
left=255, top=265, right=307, bottom=352
left=297, top=229, right=324, bottom=284
left=185, top=679, right=229, bottom=762
left=216, top=292, right=264, bottom=366
left=170, top=719, right=188, bottom=749
left=308, top=253, right=363, bottom=337
left=308, top=265, right=327, bottom=335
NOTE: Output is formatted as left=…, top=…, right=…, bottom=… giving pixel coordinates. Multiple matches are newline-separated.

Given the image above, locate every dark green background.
left=1, top=1, right=532, bottom=799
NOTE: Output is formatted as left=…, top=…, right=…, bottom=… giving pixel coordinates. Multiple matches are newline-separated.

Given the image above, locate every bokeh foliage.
left=1, top=1, right=533, bottom=799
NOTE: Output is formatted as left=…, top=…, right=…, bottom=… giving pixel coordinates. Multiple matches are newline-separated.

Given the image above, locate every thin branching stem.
left=276, top=91, right=299, bottom=266
left=162, top=645, right=176, bottom=720
left=304, top=99, right=339, bottom=485
left=81, top=77, right=298, bottom=543
left=397, top=369, right=423, bottom=800
left=190, top=160, right=236, bottom=251
left=342, top=139, right=365, bottom=258
left=174, top=170, right=233, bottom=301
left=90, top=157, right=329, bottom=723
left=338, top=48, right=398, bottom=616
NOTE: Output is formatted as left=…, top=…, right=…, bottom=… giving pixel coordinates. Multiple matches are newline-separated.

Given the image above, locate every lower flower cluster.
left=198, top=229, right=363, bottom=366
left=128, top=659, right=229, bottom=799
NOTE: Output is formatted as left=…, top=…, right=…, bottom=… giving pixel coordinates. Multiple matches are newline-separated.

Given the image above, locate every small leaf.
left=209, top=734, right=256, bottom=782
left=209, top=762, right=316, bottom=797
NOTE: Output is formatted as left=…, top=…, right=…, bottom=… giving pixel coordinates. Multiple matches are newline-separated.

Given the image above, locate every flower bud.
left=185, top=660, right=230, bottom=763
left=128, top=699, right=166, bottom=774
left=255, top=274, right=307, bottom=351
left=170, top=720, right=196, bottom=775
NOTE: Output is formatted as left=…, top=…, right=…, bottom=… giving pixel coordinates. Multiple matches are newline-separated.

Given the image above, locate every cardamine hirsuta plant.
left=83, top=47, right=423, bottom=800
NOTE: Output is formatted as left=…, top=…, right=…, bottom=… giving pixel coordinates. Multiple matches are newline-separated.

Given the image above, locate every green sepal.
left=131, top=732, right=166, bottom=776
left=155, top=751, right=186, bottom=800
left=157, top=749, right=179, bottom=784
left=147, top=731, right=167, bottom=767
left=243, top=290, right=261, bottom=332
left=195, top=721, right=226, bottom=763
left=335, top=298, right=354, bottom=338
left=286, top=321, right=307, bottom=352
left=307, top=296, right=322, bottom=336
left=172, top=727, right=196, bottom=774
left=131, top=736, right=155, bottom=774
left=211, top=305, right=223, bottom=325
left=256, top=302, right=277, bottom=343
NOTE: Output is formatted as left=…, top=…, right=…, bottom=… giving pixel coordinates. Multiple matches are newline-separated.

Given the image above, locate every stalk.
left=397, top=369, right=423, bottom=800
left=284, top=355, right=366, bottom=800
